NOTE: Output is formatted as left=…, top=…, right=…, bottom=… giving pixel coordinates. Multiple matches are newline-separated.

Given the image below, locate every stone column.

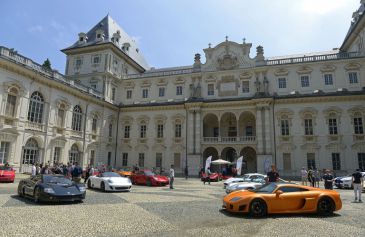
left=256, top=106, right=264, bottom=154
left=195, top=110, right=201, bottom=155
left=264, top=106, right=272, bottom=154
left=187, top=111, right=194, bottom=154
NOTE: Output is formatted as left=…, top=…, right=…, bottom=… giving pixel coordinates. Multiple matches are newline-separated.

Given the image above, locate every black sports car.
left=17, top=174, right=86, bottom=203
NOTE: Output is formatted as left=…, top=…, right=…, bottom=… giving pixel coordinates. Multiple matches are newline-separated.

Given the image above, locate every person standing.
left=314, top=169, right=320, bottom=188
left=301, top=167, right=308, bottom=186
left=204, top=167, right=211, bottom=185
left=169, top=165, right=175, bottom=189
left=307, top=168, right=315, bottom=187
left=84, top=165, right=91, bottom=183
left=322, top=169, right=334, bottom=190
left=352, top=169, right=364, bottom=202
left=72, top=162, right=82, bottom=183
left=31, top=163, right=36, bottom=176
left=267, top=165, right=279, bottom=183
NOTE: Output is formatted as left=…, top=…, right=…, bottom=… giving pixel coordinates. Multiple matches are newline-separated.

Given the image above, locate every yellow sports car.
left=223, top=182, right=342, bottom=217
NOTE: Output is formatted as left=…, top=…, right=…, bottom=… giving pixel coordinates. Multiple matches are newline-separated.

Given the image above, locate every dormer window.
left=97, top=34, right=101, bottom=39
left=122, top=43, right=130, bottom=52
left=80, top=37, right=84, bottom=42
left=95, top=29, right=104, bottom=42
left=78, top=32, right=87, bottom=44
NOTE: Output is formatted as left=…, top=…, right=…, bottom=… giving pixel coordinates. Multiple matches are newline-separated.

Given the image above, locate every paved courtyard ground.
left=0, top=174, right=364, bottom=237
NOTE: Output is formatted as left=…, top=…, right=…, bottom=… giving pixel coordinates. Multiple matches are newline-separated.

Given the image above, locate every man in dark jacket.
left=72, top=162, right=82, bottom=183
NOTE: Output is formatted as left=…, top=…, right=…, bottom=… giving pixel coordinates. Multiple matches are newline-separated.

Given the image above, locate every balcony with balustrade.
left=202, top=136, right=256, bottom=144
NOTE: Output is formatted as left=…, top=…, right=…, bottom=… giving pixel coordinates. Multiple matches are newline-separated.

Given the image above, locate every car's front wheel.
left=249, top=199, right=267, bottom=218
left=317, top=197, right=334, bottom=216
left=100, top=182, right=106, bottom=192
left=87, top=180, right=92, bottom=189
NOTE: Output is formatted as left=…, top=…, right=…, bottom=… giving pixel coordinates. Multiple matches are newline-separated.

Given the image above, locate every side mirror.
left=275, top=190, right=283, bottom=197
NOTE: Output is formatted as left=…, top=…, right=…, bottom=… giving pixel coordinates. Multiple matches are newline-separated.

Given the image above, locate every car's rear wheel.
left=87, top=180, right=92, bottom=189
left=249, top=199, right=267, bottom=218
left=17, top=185, right=23, bottom=197
left=100, top=182, right=106, bottom=192
left=34, top=187, right=41, bottom=203
left=317, top=197, right=334, bottom=216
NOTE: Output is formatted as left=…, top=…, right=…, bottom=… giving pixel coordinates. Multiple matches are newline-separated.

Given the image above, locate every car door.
left=24, top=175, right=41, bottom=196
left=270, top=186, right=307, bottom=213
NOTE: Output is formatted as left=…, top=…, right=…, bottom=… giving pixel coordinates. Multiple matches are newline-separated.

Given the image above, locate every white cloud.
left=297, top=0, right=349, bottom=15
left=27, top=25, right=43, bottom=33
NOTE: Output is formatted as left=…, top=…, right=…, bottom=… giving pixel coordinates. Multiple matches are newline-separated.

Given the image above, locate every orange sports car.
left=223, top=182, right=342, bottom=217
left=115, top=168, right=133, bottom=177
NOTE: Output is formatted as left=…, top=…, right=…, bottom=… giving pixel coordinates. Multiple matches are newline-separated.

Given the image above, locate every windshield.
left=252, top=183, right=277, bottom=193
left=43, top=176, right=73, bottom=185
left=0, top=166, right=12, bottom=171
left=102, top=172, right=121, bottom=177
left=251, top=177, right=265, bottom=183
left=144, top=171, right=155, bottom=176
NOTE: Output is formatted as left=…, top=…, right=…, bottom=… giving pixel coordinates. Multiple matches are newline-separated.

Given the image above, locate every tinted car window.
left=101, top=172, right=120, bottom=177
left=253, top=183, right=277, bottom=193
left=278, top=186, right=308, bottom=193
left=0, top=166, right=12, bottom=171
left=43, top=176, right=72, bottom=185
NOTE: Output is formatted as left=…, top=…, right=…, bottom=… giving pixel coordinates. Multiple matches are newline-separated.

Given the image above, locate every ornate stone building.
left=1, top=3, right=365, bottom=177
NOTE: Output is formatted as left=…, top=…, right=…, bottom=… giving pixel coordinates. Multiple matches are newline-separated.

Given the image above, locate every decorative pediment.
left=3, top=80, right=26, bottom=96
left=171, top=114, right=185, bottom=123
left=0, top=130, right=19, bottom=142
left=135, top=144, right=149, bottom=151
left=276, top=143, right=296, bottom=152
left=156, top=78, right=167, bottom=86
left=239, top=71, right=253, bottom=79
left=121, top=143, right=133, bottom=151
left=320, top=64, right=336, bottom=72
left=345, top=62, right=361, bottom=71
left=90, top=110, right=102, bottom=119
left=123, top=81, right=135, bottom=89
left=351, top=142, right=365, bottom=152
left=50, top=137, right=67, bottom=147
left=55, top=98, right=71, bottom=110
left=154, top=115, right=167, bottom=124
left=296, top=66, right=313, bottom=74
left=170, top=143, right=185, bottom=151
left=274, top=68, right=289, bottom=76
left=152, top=144, right=167, bottom=151
left=275, top=108, right=294, bottom=117
left=204, top=74, right=217, bottom=82
left=300, top=143, right=321, bottom=151
left=140, top=80, right=151, bottom=87
left=347, top=106, right=365, bottom=117
left=299, top=107, right=318, bottom=118
left=174, top=77, right=185, bottom=84
left=120, top=116, right=134, bottom=125
left=137, top=115, right=150, bottom=124
left=217, top=53, right=239, bottom=70
left=325, top=143, right=346, bottom=151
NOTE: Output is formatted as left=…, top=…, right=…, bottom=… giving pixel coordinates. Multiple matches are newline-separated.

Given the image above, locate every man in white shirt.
left=169, top=165, right=175, bottom=189
left=31, top=163, right=36, bottom=176
left=301, top=167, right=308, bottom=186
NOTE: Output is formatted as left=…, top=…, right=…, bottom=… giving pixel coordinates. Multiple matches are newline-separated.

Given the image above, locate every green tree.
left=42, top=58, right=52, bottom=71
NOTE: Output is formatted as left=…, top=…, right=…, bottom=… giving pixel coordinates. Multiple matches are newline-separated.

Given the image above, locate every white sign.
left=205, top=156, right=212, bottom=173
left=236, top=156, right=243, bottom=175
left=220, top=82, right=236, bottom=91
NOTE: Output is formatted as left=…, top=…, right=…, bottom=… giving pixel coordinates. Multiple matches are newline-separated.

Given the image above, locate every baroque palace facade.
left=1, top=3, right=365, bottom=177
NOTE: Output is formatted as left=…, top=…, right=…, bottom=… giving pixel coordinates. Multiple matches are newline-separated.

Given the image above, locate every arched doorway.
left=23, top=138, right=39, bottom=165
left=69, top=144, right=81, bottom=164
left=202, top=147, right=218, bottom=171
left=240, top=147, right=257, bottom=173
left=221, top=147, right=237, bottom=162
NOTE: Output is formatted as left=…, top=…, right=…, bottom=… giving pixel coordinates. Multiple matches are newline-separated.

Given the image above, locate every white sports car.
left=223, top=173, right=266, bottom=189
left=225, top=177, right=266, bottom=194
left=87, top=172, right=132, bottom=192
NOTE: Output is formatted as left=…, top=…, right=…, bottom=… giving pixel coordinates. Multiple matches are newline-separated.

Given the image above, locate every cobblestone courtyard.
left=0, top=175, right=364, bottom=237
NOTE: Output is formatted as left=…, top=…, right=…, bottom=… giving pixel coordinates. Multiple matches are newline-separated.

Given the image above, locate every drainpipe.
left=272, top=98, right=277, bottom=167
left=42, top=100, right=51, bottom=165
left=114, top=107, right=120, bottom=169
left=185, top=103, right=188, bottom=176
left=82, top=104, right=89, bottom=168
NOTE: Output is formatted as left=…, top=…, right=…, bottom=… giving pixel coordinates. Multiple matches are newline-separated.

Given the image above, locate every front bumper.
left=39, top=192, right=86, bottom=202
left=0, top=176, right=15, bottom=182
left=222, top=200, right=248, bottom=213
left=107, top=184, right=132, bottom=191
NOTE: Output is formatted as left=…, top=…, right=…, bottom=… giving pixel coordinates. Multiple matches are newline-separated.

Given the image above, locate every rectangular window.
left=111, top=88, right=116, bottom=101
left=354, top=117, right=364, bottom=134
left=358, top=153, right=365, bottom=170
left=328, top=118, right=338, bottom=135
left=108, top=124, right=113, bottom=137
left=138, top=153, right=145, bottom=167
left=140, top=125, right=146, bottom=138
left=245, top=126, right=253, bottom=136
left=124, top=125, right=130, bottom=138
left=75, top=59, right=82, bottom=67
left=142, top=89, right=148, bottom=98
left=242, top=81, right=250, bottom=93
left=53, top=147, right=61, bottom=164
left=158, top=87, right=165, bottom=97
left=300, top=75, right=310, bottom=87
left=281, top=120, right=290, bottom=136
left=278, top=78, right=287, bottom=89
left=90, top=84, right=97, bottom=89
left=156, top=153, right=162, bottom=168
left=283, top=153, right=291, bottom=171
left=92, top=118, right=97, bottom=133
left=90, top=150, right=95, bottom=165
left=107, top=152, right=112, bottom=166
left=176, top=86, right=183, bottom=95
left=174, top=153, right=181, bottom=168
left=126, top=90, right=132, bottom=99
left=157, top=124, right=164, bottom=138
left=213, top=127, right=219, bottom=137
left=304, top=119, right=313, bottom=135
left=349, top=72, right=358, bottom=84
left=5, top=94, right=16, bottom=117
left=57, top=109, right=65, bottom=127
left=332, top=153, right=341, bottom=170
left=208, top=84, right=214, bottom=96
left=122, top=153, right=128, bottom=167
left=175, top=124, right=182, bottom=138
left=93, top=56, right=100, bottom=64
left=324, top=74, right=333, bottom=85
left=307, top=153, right=316, bottom=169
left=0, top=142, right=10, bottom=164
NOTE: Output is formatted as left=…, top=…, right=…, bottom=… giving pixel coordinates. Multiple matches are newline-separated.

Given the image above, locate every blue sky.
left=0, top=0, right=360, bottom=73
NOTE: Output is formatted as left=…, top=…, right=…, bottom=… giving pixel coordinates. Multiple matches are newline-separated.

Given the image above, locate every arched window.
left=5, top=87, right=18, bottom=117
left=27, top=91, right=44, bottom=123
left=22, top=138, right=39, bottom=164
left=69, top=144, right=80, bottom=164
left=72, top=105, right=82, bottom=131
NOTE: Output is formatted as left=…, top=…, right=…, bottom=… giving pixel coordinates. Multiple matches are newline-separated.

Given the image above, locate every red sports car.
left=201, top=172, right=231, bottom=182
left=0, top=166, right=15, bottom=183
left=130, top=170, right=169, bottom=186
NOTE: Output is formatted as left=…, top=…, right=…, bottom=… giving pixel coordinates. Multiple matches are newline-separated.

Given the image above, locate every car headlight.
left=78, top=186, right=86, bottom=192
left=229, top=197, right=242, bottom=202
left=43, top=188, right=55, bottom=194
left=108, top=179, right=113, bottom=183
